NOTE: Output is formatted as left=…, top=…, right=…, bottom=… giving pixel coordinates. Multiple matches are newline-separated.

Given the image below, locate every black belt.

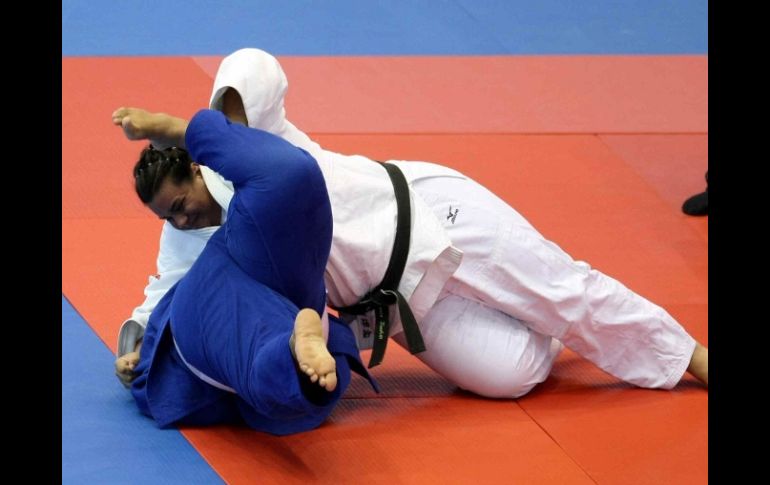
left=332, top=162, right=426, bottom=368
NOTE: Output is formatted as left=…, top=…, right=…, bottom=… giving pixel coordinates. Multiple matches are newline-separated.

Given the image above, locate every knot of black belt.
left=332, top=162, right=426, bottom=368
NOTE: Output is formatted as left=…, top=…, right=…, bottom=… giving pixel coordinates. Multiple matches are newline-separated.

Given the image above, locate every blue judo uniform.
left=131, top=110, right=376, bottom=435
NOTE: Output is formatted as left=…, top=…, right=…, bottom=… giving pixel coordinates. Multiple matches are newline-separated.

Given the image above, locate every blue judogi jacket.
left=131, top=110, right=376, bottom=435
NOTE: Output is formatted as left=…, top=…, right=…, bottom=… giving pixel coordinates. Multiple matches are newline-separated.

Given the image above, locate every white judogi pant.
left=391, top=171, right=696, bottom=398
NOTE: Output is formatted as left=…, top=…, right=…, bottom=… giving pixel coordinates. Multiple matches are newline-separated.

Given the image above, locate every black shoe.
left=682, top=190, right=708, bottom=216
left=682, top=171, right=708, bottom=216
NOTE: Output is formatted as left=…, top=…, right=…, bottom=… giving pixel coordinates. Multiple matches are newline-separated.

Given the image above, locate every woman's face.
left=147, top=163, right=222, bottom=230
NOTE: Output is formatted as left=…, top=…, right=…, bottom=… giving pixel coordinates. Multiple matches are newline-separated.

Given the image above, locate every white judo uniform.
left=119, top=48, right=696, bottom=398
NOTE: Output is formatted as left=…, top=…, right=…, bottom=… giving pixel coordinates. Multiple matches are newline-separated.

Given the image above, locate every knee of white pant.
left=406, top=296, right=561, bottom=399
left=397, top=333, right=548, bottom=399
left=455, top=367, right=544, bottom=399
left=441, top=336, right=562, bottom=399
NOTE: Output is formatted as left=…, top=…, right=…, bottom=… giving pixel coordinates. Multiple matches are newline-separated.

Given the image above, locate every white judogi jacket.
left=118, top=48, right=463, bottom=355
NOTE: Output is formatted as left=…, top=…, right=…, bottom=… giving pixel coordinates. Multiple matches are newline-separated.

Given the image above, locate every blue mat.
left=62, top=0, right=707, bottom=56
left=61, top=295, right=224, bottom=484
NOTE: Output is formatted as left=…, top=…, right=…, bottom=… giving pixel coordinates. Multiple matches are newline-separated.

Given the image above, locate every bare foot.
left=687, top=343, right=708, bottom=387
left=290, top=309, right=337, bottom=392
left=111, top=107, right=188, bottom=149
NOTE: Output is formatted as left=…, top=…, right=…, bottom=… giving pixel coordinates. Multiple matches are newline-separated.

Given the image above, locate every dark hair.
left=133, top=145, right=193, bottom=203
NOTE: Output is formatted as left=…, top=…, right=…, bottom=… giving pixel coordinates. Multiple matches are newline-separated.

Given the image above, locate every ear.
left=190, top=162, right=202, bottom=177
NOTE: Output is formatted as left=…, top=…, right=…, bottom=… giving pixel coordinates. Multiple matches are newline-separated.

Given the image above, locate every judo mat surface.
left=62, top=2, right=707, bottom=483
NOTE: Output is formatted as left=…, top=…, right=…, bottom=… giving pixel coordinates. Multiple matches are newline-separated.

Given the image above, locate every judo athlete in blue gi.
left=123, top=109, right=376, bottom=434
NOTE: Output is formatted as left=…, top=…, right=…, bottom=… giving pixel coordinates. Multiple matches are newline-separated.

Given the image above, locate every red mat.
left=63, top=56, right=707, bottom=484
left=193, top=55, right=707, bottom=133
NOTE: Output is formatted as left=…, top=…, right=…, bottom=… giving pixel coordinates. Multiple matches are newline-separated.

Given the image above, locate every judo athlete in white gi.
left=114, top=48, right=707, bottom=397
left=117, top=109, right=376, bottom=434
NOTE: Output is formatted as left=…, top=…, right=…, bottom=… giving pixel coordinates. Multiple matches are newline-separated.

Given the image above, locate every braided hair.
left=133, top=145, right=193, bottom=203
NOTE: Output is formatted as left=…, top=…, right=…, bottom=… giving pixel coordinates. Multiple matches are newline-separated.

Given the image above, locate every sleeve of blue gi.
left=184, top=109, right=321, bottom=191
left=184, top=109, right=332, bottom=314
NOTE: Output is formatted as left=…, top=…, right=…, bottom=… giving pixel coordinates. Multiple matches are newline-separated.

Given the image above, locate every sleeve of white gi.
left=116, top=222, right=207, bottom=357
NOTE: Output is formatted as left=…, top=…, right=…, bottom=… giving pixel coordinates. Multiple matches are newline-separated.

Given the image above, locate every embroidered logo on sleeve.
left=447, top=205, right=459, bottom=224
